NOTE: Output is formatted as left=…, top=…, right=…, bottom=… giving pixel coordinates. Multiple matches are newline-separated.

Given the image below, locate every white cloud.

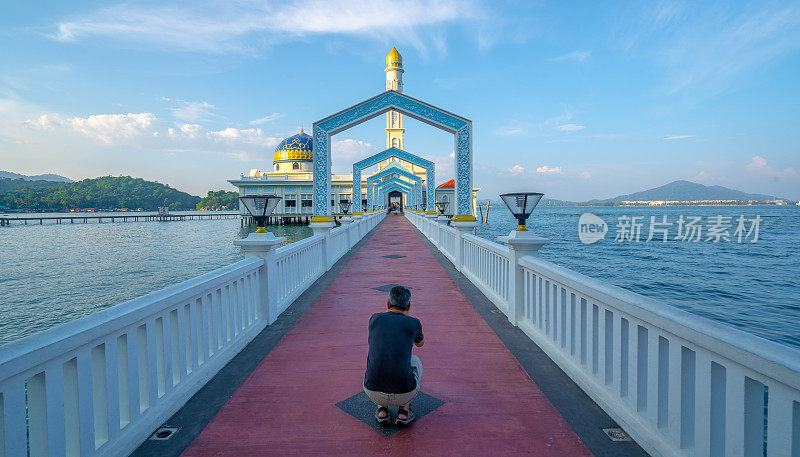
left=26, top=112, right=156, bottom=144
left=168, top=123, right=203, bottom=139
left=207, top=127, right=281, bottom=148
left=663, top=134, right=694, bottom=140
left=550, top=50, right=591, bottom=62
left=693, top=171, right=728, bottom=183
left=170, top=100, right=217, bottom=122
left=745, top=156, right=797, bottom=181
left=333, top=138, right=376, bottom=160
left=508, top=164, right=525, bottom=174
left=248, top=113, right=283, bottom=125
left=536, top=165, right=562, bottom=174
left=555, top=123, right=585, bottom=132
left=52, top=0, right=484, bottom=55
left=497, top=127, right=524, bottom=136
left=330, top=138, right=377, bottom=174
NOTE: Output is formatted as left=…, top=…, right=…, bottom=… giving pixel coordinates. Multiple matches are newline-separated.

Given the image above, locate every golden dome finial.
left=386, top=47, right=402, bottom=69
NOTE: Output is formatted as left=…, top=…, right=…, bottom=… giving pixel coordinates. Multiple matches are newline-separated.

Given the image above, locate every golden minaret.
left=385, top=47, right=404, bottom=150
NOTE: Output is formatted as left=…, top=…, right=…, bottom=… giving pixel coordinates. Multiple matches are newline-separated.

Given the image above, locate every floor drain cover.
left=149, top=426, right=180, bottom=440
left=602, top=428, right=632, bottom=441
left=336, top=391, right=444, bottom=437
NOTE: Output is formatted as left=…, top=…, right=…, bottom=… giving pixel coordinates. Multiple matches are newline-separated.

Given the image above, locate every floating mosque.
left=229, top=47, right=479, bottom=222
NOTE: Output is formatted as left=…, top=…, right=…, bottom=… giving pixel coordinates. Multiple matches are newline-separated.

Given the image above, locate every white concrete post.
left=498, top=230, right=549, bottom=326
left=310, top=224, right=335, bottom=270
left=234, top=232, right=286, bottom=324
left=339, top=217, right=353, bottom=248
left=451, top=220, right=478, bottom=271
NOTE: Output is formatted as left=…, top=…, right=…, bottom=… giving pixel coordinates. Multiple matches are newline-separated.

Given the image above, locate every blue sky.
left=1, top=0, right=798, bottom=200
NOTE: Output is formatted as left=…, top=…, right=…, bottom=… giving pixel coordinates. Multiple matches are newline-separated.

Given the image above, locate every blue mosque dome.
left=273, top=129, right=313, bottom=163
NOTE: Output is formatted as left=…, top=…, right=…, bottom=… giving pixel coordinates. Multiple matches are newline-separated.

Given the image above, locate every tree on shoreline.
left=196, top=190, right=238, bottom=210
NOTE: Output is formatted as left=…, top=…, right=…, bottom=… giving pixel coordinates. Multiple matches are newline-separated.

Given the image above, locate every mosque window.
left=392, top=138, right=398, bottom=148
left=292, top=162, right=300, bottom=170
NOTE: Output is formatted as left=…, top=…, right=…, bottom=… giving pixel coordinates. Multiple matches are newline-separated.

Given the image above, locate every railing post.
left=499, top=231, right=549, bottom=326
left=340, top=216, right=353, bottom=248
left=451, top=220, right=478, bottom=271
left=310, top=223, right=335, bottom=270
left=234, top=232, right=285, bottom=325
left=424, top=212, right=436, bottom=239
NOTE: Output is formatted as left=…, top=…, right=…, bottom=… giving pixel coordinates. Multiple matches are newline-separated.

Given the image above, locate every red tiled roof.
left=437, top=179, right=455, bottom=189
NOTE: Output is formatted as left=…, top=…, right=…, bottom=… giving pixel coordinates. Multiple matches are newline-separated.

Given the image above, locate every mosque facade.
left=229, top=48, right=478, bottom=220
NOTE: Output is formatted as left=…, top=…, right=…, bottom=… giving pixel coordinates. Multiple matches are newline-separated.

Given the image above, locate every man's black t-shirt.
left=364, top=311, right=424, bottom=394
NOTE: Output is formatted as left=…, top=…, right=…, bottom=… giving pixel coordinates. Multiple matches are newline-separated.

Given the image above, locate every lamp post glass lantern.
left=435, top=201, right=448, bottom=215
left=500, top=192, right=544, bottom=231
left=339, top=200, right=352, bottom=216
left=240, top=195, right=281, bottom=233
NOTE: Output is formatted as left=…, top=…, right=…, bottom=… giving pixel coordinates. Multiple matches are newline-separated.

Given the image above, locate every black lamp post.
left=339, top=200, right=352, bottom=216
left=499, top=192, right=544, bottom=231
left=239, top=195, right=281, bottom=233
left=435, top=201, right=449, bottom=216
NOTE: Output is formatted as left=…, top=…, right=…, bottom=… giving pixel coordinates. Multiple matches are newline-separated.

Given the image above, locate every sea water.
left=0, top=212, right=309, bottom=346
left=476, top=205, right=800, bottom=349
left=0, top=207, right=798, bottom=350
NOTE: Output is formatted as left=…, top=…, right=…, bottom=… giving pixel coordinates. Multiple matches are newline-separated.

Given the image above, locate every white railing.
left=406, top=211, right=800, bottom=457
left=328, top=226, right=349, bottom=265
left=0, top=258, right=264, bottom=457
left=439, top=226, right=458, bottom=263
left=461, top=234, right=511, bottom=314
left=274, top=237, right=326, bottom=314
left=0, top=212, right=384, bottom=457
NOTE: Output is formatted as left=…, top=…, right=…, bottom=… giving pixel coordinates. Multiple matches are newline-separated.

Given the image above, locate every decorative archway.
left=352, top=147, right=434, bottom=215
left=375, top=178, right=413, bottom=208
left=378, top=183, right=411, bottom=209
left=312, top=90, right=473, bottom=225
left=366, top=161, right=422, bottom=210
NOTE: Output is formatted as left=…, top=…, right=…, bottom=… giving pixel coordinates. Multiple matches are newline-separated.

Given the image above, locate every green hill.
left=0, top=176, right=200, bottom=210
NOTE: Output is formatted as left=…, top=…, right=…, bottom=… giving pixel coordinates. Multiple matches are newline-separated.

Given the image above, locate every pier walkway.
left=136, top=215, right=645, bottom=456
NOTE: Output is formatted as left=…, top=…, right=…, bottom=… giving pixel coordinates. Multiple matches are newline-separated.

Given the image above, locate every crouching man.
left=363, top=286, right=424, bottom=424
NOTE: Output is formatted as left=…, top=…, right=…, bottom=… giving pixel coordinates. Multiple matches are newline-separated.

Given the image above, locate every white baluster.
left=694, top=350, right=713, bottom=457
left=766, top=382, right=797, bottom=457
left=1, top=378, right=27, bottom=457
left=27, top=371, right=47, bottom=457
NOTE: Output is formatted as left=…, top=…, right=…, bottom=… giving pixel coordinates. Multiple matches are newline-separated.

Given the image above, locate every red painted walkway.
left=181, top=216, right=592, bottom=456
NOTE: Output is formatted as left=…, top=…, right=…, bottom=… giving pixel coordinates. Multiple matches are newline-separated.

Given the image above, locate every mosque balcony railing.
left=0, top=211, right=385, bottom=457
left=404, top=210, right=800, bottom=457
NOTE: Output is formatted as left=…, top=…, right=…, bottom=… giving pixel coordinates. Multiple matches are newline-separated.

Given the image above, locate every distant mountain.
left=596, top=180, right=782, bottom=203
left=481, top=181, right=790, bottom=207
left=0, top=171, right=73, bottom=182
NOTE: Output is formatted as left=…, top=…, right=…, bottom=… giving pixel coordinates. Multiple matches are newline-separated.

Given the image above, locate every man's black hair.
left=388, top=286, right=411, bottom=311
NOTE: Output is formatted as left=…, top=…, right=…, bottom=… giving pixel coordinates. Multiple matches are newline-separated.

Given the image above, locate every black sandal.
left=375, top=406, right=390, bottom=424
left=396, top=407, right=415, bottom=425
